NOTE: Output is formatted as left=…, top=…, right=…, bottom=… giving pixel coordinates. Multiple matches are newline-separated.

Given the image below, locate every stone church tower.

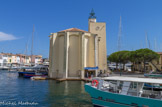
left=88, top=9, right=107, bottom=72
left=49, top=9, right=107, bottom=79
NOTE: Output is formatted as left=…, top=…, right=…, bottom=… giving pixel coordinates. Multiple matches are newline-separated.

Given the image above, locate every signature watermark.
left=0, top=101, right=39, bottom=106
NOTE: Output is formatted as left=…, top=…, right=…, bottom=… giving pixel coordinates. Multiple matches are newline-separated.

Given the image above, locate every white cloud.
left=0, top=32, right=18, bottom=41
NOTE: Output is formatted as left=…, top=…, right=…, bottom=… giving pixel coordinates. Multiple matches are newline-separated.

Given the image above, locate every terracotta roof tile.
left=59, top=28, right=89, bottom=33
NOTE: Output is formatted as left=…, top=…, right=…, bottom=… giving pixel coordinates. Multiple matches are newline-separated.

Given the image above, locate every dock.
left=55, top=78, right=92, bottom=82
left=45, top=77, right=93, bottom=82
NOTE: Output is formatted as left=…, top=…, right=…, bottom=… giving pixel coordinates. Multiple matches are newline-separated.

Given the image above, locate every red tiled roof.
left=1, top=53, right=13, bottom=55
left=59, top=28, right=89, bottom=33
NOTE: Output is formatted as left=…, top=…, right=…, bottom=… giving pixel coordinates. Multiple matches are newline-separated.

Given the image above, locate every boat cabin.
left=94, top=76, right=162, bottom=100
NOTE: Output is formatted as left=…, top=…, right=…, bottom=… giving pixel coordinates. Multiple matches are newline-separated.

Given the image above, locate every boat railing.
left=93, top=79, right=162, bottom=100
left=141, top=90, right=162, bottom=100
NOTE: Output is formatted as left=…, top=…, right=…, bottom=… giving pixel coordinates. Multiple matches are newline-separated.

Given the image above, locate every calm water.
left=0, top=71, right=93, bottom=107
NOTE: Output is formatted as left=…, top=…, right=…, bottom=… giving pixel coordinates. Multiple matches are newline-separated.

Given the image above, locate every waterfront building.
left=42, top=58, right=49, bottom=66
left=11, top=54, right=17, bottom=63
left=1, top=53, right=8, bottom=66
left=16, top=55, right=20, bottom=64
left=49, top=10, right=107, bottom=79
left=35, top=55, right=43, bottom=64
left=0, top=53, right=42, bottom=67
left=24, top=55, right=31, bottom=66
left=31, top=55, right=42, bottom=65
left=149, top=52, right=162, bottom=71
left=122, top=52, right=162, bottom=72
left=17, top=54, right=25, bottom=65
left=134, top=52, right=162, bottom=72
left=0, top=54, right=3, bottom=67
left=7, top=53, right=12, bottom=66
left=26, top=56, right=31, bottom=64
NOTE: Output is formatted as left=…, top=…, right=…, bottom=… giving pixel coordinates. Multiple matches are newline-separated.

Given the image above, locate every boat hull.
left=23, top=74, right=37, bottom=78
left=144, top=74, right=162, bottom=78
left=85, top=84, right=162, bottom=107
left=18, top=72, right=48, bottom=78
left=18, top=72, right=35, bottom=77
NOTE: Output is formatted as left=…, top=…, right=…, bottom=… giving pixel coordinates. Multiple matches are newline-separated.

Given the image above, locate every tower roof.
left=89, top=9, right=96, bottom=19
left=59, top=28, right=89, bottom=33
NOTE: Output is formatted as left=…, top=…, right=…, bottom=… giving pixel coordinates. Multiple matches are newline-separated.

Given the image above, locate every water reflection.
left=48, top=80, right=93, bottom=107
left=0, top=71, right=93, bottom=107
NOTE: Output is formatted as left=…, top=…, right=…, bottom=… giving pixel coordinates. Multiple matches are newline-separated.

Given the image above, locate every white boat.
left=31, top=76, right=47, bottom=80
left=85, top=76, right=162, bottom=107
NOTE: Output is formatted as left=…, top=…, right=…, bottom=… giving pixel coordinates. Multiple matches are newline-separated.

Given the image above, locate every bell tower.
left=88, top=9, right=107, bottom=72
left=88, top=9, right=96, bottom=23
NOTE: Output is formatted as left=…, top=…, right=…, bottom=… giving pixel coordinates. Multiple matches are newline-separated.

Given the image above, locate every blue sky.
left=0, top=0, right=162, bottom=58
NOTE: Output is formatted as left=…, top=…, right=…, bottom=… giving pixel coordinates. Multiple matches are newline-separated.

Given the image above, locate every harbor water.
left=0, top=71, right=93, bottom=107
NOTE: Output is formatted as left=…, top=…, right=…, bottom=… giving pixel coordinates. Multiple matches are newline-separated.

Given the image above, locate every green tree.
left=136, top=48, right=160, bottom=72
left=108, top=52, right=120, bottom=69
left=127, top=50, right=140, bottom=71
left=108, top=48, right=159, bottom=72
left=108, top=51, right=130, bottom=70
left=119, top=51, right=130, bottom=70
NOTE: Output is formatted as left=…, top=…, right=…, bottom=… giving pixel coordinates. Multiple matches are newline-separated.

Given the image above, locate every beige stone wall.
left=68, top=35, right=80, bottom=77
left=89, top=22, right=107, bottom=71
left=148, top=54, right=162, bottom=71
left=58, top=35, right=64, bottom=78
left=49, top=31, right=98, bottom=79
left=88, top=35, right=95, bottom=67
left=50, top=33, right=65, bottom=78
left=84, top=37, right=89, bottom=67
left=155, top=54, right=162, bottom=70
left=49, top=34, right=54, bottom=77
left=52, top=33, right=59, bottom=78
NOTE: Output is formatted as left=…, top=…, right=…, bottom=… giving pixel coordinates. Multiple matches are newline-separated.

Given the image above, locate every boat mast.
left=25, top=42, right=28, bottom=64
left=154, top=38, right=157, bottom=51
left=31, top=24, right=34, bottom=64
left=117, top=16, right=122, bottom=51
left=117, top=16, right=122, bottom=71
left=145, top=32, right=151, bottom=49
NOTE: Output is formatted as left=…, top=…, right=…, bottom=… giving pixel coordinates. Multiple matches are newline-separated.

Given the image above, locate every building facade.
left=49, top=10, right=107, bottom=79
left=0, top=53, right=42, bottom=67
left=88, top=9, right=107, bottom=72
left=149, top=52, right=162, bottom=71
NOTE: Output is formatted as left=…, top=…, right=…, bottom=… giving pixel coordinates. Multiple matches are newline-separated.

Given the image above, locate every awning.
left=84, top=67, right=98, bottom=70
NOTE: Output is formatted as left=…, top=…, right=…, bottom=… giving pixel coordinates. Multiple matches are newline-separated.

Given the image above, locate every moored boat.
left=18, top=65, right=48, bottom=78
left=144, top=73, right=162, bottom=78
left=31, top=76, right=47, bottom=80
left=85, top=76, right=162, bottom=107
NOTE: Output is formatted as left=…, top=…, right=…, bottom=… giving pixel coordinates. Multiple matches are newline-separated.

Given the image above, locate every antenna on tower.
left=117, top=16, right=122, bottom=51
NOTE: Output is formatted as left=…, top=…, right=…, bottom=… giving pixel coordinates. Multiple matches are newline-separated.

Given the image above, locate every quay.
left=36, top=71, right=145, bottom=82
left=46, top=77, right=93, bottom=82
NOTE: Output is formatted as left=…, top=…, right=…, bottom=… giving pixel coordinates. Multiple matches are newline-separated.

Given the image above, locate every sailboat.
left=18, top=25, right=48, bottom=78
